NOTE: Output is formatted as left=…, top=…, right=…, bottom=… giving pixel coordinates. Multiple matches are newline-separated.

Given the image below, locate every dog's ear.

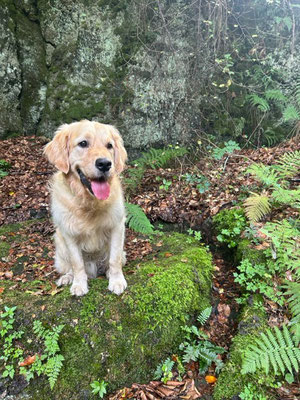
left=44, top=124, right=70, bottom=174
left=110, top=126, right=127, bottom=174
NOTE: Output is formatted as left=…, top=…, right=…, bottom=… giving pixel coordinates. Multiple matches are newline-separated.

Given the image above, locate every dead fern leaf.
left=244, top=193, right=271, bottom=222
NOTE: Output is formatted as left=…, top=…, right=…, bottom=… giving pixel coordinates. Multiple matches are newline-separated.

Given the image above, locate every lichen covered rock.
left=0, top=231, right=212, bottom=399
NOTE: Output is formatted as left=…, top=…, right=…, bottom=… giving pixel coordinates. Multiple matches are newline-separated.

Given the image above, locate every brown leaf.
left=19, top=354, right=36, bottom=367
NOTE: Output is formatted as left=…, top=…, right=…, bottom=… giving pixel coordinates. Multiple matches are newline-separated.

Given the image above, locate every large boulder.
left=0, top=229, right=212, bottom=399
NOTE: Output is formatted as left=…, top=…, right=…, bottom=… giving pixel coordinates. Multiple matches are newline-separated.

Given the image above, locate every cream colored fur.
left=44, top=120, right=128, bottom=296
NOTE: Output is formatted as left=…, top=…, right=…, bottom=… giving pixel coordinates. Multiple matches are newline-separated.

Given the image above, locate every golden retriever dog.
left=44, top=120, right=128, bottom=296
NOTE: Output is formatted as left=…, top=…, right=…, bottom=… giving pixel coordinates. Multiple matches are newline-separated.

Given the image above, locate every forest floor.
left=0, top=136, right=299, bottom=399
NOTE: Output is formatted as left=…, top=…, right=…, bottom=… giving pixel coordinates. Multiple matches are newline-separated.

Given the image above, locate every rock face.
left=0, top=230, right=212, bottom=399
left=0, top=0, right=203, bottom=152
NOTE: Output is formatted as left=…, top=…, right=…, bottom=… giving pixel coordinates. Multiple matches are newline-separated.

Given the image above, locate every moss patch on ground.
left=0, top=231, right=212, bottom=399
left=213, top=296, right=272, bottom=400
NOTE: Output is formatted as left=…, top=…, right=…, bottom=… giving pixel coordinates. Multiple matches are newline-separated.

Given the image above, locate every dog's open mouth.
left=77, top=168, right=110, bottom=200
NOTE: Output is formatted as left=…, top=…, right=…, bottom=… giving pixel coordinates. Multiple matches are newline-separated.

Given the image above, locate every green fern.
left=197, top=306, right=212, bottom=326
left=275, top=150, right=300, bottom=179
left=265, top=89, right=287, bottom=103
left=241, top=325, right=300, bottom=376
left=247, top=94, right=270, bottom=112
left=45, top=354, right=65, bottom=390
left=272, top=187, right=300, bottom=208
left=246, top=163, right=280, bottom=187
left=284, top=281, right=300, bottom=333
left=282, top=105, right=300, bottom=123
left=125, top=202, right=154, bottom=234
left=244, top=193, right=271, bottom=223
left=135, top=147, right=187, bottom=170
left=261, top=220, right=300, bottom=276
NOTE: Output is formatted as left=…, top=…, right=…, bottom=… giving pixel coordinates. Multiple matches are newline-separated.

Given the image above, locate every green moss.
left=0, top=232, right=212, bottom=399
left=213, top=297, right=274, bottom=400
left=235, top=238, right=267, bottom=264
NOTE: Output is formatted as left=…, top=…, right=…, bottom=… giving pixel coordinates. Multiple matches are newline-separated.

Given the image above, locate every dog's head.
left=44, top=120, right=127, bottom=200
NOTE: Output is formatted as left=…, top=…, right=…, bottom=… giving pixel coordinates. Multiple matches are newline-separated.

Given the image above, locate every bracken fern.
left=241, top=325, right=300, bottom=376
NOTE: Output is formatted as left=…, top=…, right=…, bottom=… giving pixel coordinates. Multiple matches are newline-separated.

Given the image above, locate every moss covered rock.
left=213, top=296, right=271, bottom=400
left=0, top=231, right=212, bottom=399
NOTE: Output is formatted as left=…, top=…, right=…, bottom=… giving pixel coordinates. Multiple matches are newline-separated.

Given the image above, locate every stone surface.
left=0, top=0, right=203, bottom=152
left=0, top=229, right=213, bottom=399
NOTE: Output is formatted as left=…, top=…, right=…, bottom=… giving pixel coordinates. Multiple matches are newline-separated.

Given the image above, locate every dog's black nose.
left=95, top=158, right=112, bottom=172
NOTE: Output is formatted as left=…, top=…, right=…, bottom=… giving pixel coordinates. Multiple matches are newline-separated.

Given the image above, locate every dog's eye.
left=78, top=140, right=88, bottom=148
left=107, top=143, right=113, bottom=149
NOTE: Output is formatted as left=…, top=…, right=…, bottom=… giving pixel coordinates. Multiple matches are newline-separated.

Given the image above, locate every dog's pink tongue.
left=91, top=180, right=110, bottom=200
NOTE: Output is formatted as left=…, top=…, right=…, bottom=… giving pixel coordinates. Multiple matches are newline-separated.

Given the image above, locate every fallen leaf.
left=19, top=354, right=36, bottom=367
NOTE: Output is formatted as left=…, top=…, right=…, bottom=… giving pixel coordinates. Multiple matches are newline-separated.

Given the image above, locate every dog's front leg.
left=63, top=235, right=89, bottom=296
left=107, top=221, right=127, bottom=295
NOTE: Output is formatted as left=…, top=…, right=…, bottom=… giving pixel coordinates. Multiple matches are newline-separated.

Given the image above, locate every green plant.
left=187, top=228, right=202, bottom=242
left=179, top=308, right=224, bottom=374
left=20, top=320, right=65, bottom=390
left=124, top=146, right=188, bottom=193
left=0, top=160, right=11, bottom=178
left=234, top=259, right=283, bottom=305
left=213, top=140, right=241, bottom=160
left=241, top=325, right=300, bottom=381
left=159, top=178, right=172, bottom=191
left=284, top=281, right=300, bottom=339
left=261, top=220, right=300, bottom=277
left=125, top=202, right=154, bottom=234
left=197, top=306, right=212, bottom=325
left=213, top=208, right=247, bottom=248
left=0, top=306, right=24, bottom=379
left=239, top=383, right=267, bottom=400
left=183, top=173, right=211, bottom=193
left=154, top=357, right=174, bottom=383
left=90, top=380, right=108, bottom=398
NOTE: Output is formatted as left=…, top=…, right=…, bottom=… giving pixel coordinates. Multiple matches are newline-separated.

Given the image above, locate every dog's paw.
left=108, top=274, right=127, bottom=295
left=70, top=282, right=88, bottom=296
left=56, top=273, right=73, bottom=287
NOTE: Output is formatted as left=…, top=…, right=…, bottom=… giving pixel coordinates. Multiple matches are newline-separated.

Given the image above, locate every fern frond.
left=247, top=94, right=270, bottom=112
left=197, top=306, right=212, bottom=326
left=282, top=105, right=300, bottom=123
left=265, top=89, right=287, bottom=103
left=125, top=202, right=154, bottom=234
left=246, top=163, right=280, bottom=187
left=272, top=187, right=300, bottom=208
left=241, top=325, right=300, bottom=376
left=284, top=281, right=300, bottom=327
left=276, top=150, right=300, bottom=179
left=244, top=193, right=271, bottom=222
left=135, top=147, right=187, bottom=170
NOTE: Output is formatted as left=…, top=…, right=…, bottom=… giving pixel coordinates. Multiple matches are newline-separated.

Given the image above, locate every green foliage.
left=213, top=208, right=247, bottom=248
left=0, top=306, right=24, bottom=379
left=234, top=259, right=283, bottom=305
left=197, top=306, right=212, bottom=326
left=90, top=380, right=108, bottom=398
left=284, top=281, right=300, bottom=343
left=159, top=178, right=172, bottom=191
left=137, top=147, right=188, bottom=170
left=241, top=325, right=300, bottom=379
left=239, top=383, right=267, bottom=400
left=154, top=357, right=174, bottom=383
left=247, top=94, right=270, bottom=112
left=275, top=150, right=300, bottom=179
left=261, top=220, right=300, bottom=277
left=179, top=311, right=225, bottom=374
left=213, top=140, right=241, bottom=160
left=21, top=320, right=65, bottom=390
left=124, top=146, right=187, bottom=194
left=183, top=173, right=211, bottom=193
left=125, top=202, right=154, bottom=235
left=0, top=159, right=11, bottom=178
left=187, top=228, right=202, bottom=242
left=244, top=193, right=271, bottom=223
left=246, top=164, right=280, bottom=188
